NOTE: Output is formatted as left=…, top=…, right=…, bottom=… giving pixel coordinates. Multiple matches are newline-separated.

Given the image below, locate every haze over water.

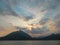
left=0, top=41, right=60, bottom=45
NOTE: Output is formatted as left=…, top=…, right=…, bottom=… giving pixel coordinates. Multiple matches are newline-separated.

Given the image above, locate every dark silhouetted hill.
left=34, top=34, right=60, bottom=40
left=0, top=31, right=32, bottom=40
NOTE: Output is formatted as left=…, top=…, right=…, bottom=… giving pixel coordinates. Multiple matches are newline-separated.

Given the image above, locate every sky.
left=0, top=0, right=60, bottom=37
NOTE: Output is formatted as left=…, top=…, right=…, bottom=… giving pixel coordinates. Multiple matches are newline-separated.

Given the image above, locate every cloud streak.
left=0, top=0, right=60, bottom=37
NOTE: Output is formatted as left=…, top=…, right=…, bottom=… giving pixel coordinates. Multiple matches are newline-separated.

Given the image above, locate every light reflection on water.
left=0, top=41, right=60, bottom=45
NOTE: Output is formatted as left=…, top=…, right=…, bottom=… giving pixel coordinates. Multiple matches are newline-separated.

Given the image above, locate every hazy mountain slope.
left=35, top=34, right=60, bottom=40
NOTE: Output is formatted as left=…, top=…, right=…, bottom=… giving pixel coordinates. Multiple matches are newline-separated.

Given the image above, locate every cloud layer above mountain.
left=0, top=0, right=60, bottom=37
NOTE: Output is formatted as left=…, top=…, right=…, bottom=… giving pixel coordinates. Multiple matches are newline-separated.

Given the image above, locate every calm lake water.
left=0, top=41, right=60, bottom=45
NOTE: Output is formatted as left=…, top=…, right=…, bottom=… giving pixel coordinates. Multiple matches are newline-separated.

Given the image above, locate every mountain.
left=0, top=31, right=32, bottom=40
left=0, top=30, right=60, bottom=40
left=35, top=34, right=60, bottom=40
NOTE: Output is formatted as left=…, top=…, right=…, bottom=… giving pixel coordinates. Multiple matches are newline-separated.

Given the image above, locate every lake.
left=0, top=41, right=60, bottom=45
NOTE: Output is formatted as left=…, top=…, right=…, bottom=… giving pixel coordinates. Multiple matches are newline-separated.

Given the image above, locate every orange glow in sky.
left=26, top=23, right=42, bottom=31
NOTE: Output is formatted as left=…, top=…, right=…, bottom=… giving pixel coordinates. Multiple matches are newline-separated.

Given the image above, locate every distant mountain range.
left=0, top=31, right=60, bottom=40
left=34, top=34, right=60, bottom=40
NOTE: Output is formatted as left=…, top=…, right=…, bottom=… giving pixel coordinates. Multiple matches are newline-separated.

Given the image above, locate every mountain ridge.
left=0, top=31, right=60, bottom=40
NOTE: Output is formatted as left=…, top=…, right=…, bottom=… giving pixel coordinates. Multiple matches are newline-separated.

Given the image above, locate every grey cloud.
left=0, top=0, right=60, bottom=35
left=0, top=0, right=17, bottom=16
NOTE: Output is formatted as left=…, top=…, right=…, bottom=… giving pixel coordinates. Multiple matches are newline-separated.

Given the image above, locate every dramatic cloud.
left=0, top=0, right=60, bottom=37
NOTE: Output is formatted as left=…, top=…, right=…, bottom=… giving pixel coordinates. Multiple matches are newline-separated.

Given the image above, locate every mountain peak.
left=0, top=30, right=32, bottom=40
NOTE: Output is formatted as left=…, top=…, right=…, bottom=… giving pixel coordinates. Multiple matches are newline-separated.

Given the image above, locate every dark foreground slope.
left=0, top=31, right=32, bottom=40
